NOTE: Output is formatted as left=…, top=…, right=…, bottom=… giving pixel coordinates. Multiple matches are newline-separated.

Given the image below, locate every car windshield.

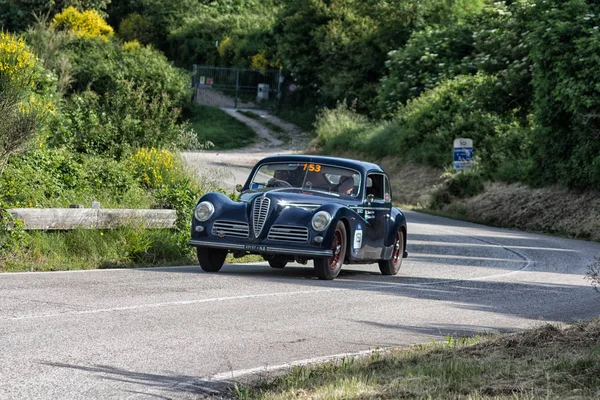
left=249, top=162, right=361, bottom=198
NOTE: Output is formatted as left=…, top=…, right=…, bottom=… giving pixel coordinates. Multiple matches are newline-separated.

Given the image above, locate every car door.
left=360, top=172, right=391, bottom=259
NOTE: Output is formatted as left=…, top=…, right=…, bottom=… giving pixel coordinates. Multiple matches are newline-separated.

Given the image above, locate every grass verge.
left=427, top=182, right=600, bottom=242
left=234, top=320, right=600, bottom=399
left=274, top=107, right=317, bottom=134
left=0, top=227, right=194, bottom=272
left=189, top=105, right=256, bottom=150
left=238, top=110, right=291, bottom=144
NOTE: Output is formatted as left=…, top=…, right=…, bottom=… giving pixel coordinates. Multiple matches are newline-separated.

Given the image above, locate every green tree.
left=0, top=0, right=111, bottom=32
left=529, top=0, right=600, bottom=188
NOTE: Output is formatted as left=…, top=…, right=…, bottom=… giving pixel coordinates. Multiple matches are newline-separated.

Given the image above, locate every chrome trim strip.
left=349, top=206, right=391, bottom=211
left=281, top=203, right=321, bottom=210
left=268, top=225, right=309, bottom=243
left=188, top=240, right=332, bottom=257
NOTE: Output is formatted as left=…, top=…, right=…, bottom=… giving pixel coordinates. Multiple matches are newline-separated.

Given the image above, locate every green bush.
left=314, top=100, right=370, bottom=151
left=431, top=169, right=485, bottom=209
left=0, top=148, right=150, bottom=208
left=67, top=37, right=189, bottom=106
left=316, top=74, right=532, bottom=182
left=48, top=81, right=189, bottom=158
left=118, top=13, right=155, bottom=45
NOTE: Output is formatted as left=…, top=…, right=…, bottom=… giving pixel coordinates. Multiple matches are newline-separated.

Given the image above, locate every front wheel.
left=314, top=221, right=346, bottom=280
left=378, top=230, right=404, bottom=275
left=197, top=247, right=227, bottom=272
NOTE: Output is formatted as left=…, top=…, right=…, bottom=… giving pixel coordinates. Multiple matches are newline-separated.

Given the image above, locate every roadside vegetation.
left=237, top=110, right=291, bottom=143
left=2, top=0, right=599, bottom=270
left=234, top=319, right=600, bottom=399
left=189, top=105, right=256, bottom=150
left=0, top=9, right=210, bottom=272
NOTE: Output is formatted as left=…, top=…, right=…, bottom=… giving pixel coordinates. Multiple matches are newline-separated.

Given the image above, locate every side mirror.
left=235, top=184, right=243, bottom=193
left=366, top=194, right=374, bottom=205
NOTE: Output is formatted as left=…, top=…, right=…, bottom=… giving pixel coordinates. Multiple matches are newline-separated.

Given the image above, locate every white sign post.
left=453, top=138, right=473, bottom=170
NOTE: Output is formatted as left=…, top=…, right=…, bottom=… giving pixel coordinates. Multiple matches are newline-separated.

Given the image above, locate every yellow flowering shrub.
left=0, top=32, right=37, bottom=87
left=123, top=40, right=142, bottom=52
left=51, top=7, right=114, bottom=41
left=218, top=37, right=234, bottom=59
left=129, top=148, right=178, bottom=188
left=0, top=32, right=52, bottom=143
left=250, top=52, right=269, bottom=72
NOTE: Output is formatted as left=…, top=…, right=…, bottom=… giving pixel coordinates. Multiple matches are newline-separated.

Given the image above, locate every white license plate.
left=244, top=245, right=267, bottom=252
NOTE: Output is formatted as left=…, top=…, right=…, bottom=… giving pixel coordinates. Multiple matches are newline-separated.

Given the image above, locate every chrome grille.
left=252, top=196, right=270, bottom=237
left=212, top=220, right=249, bottom=238
left=268, top=225, right=309, bottom=243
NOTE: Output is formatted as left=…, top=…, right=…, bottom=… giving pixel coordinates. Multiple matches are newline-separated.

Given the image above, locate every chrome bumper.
left=188, top=239, right=333, bottom=258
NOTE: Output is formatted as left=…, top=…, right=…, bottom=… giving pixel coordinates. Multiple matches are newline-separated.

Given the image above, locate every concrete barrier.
left=8, top=208, right=177, bottom=230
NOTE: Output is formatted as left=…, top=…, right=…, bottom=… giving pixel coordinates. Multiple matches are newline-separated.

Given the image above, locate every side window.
left=366, top=174, right=385, bottom=200
left=384, top=176, right=391, bottom=203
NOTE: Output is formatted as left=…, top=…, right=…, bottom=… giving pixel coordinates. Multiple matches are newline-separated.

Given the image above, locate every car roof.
left=256, top=155, right=384, bottom=175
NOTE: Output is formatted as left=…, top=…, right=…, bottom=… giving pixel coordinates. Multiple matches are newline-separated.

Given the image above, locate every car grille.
left=268, top=225, right=309, bottom=243
left=212, top=220, right=249, bottom=238
left=252, top=197, right=270, bottom=237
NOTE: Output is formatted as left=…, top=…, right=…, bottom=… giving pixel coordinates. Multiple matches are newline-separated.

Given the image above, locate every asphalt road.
left=1, top=211, right=599, bottom=399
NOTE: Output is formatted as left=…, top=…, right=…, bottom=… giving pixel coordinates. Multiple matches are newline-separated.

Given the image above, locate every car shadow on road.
left=137, top=261, right=599, bottom=323
left=38, top=361, right=233, bottom=399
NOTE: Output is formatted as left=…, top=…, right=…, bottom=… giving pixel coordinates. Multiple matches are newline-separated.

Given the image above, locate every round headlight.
left=194, top=201, right=215, bottom=222
left=312, top=211, right=332, bottom=232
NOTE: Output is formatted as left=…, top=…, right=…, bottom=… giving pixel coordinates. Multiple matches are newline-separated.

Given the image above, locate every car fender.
left=384, top=207, right=407, bottom=248
left=192, top=192, right=249, bottom=232
left=312, top=203, right=360, bottom=250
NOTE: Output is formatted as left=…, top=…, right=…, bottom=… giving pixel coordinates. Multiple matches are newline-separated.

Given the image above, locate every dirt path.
left=181, top=108, right=312, bottom=192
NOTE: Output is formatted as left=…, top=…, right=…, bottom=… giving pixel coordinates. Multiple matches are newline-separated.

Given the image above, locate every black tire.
left=197, top=247, right=227, bottom=272
left=268, top=257, right=288, bottom=269
left=314, top=221, right=346, bottom=280
left=378, top=230, right=404, bottom=275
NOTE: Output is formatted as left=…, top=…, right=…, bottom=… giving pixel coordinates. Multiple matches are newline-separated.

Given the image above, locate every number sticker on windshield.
left=303, top=163, right=322, bottom=172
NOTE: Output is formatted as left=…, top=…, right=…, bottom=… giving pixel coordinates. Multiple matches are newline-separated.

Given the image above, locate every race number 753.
left=303, top=163, right=322, bottom=172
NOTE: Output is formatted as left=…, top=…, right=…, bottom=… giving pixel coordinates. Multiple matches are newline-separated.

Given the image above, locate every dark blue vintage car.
left=189, top=155, right=408, bottom=280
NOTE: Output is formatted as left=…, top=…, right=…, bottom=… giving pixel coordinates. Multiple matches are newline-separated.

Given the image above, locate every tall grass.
left=1, top=226, right=193, bottom=272
left=188, top=105, right=256, bottom=150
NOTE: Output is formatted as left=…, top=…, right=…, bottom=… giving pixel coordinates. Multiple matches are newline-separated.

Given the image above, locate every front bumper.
left=188, top=239, right=333, bottom=258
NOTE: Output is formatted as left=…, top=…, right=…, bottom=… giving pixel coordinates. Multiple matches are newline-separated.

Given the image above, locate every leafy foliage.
left=528, top=0, right=600, bottom=189
left=67, top=36, right=189, bottom=105
left=0, top=0, right=111, bottom=32
left=48, top=81, right=189, bottom=158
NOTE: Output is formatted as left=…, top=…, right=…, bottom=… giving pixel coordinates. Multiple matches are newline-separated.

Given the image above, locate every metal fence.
left=192, top=65, right=282, bottom=109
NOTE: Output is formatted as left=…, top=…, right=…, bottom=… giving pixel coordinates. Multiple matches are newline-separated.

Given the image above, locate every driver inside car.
left=337, top=175, right=355, bottom=195
left=267, top=169, right=294, bottom=187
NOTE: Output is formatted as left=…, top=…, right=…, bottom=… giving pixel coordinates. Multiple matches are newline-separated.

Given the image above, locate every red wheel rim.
left=329, top=228, right=342, bottom=270
left=392, top=231, right=403, bottom=267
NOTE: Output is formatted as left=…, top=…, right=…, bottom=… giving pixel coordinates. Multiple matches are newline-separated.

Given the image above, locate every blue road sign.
left=453, top=138, right=473, bottom=170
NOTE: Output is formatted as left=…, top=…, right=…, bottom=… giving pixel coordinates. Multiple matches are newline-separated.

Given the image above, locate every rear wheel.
left=197, top=248, right=227, bottom=272
left=378, top=230, right=404, bottom=275
left=268, top=257, right=288, bottom=269
left=314, top=221, right=346, bottom=280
